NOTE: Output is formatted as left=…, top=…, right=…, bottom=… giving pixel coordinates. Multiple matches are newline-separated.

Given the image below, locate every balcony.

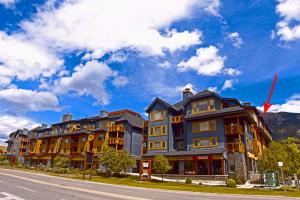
left=252, top=140, right=259, bottom=154
left=143, top=121, right=148, bottom=128
left=225, top=124, right=244, bottom=135
left=172, top=115, right=183, bottom=123
left=226, top=143, right=245, bottom=153
left=108, top=137, right=124, bottom=145
left=108, top=125, right=125, bottom=133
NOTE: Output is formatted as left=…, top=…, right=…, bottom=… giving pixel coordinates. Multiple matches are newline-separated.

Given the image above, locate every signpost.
left=139, top=160, right=152, bottom=181
left=83, top=151, right=94, bottom=180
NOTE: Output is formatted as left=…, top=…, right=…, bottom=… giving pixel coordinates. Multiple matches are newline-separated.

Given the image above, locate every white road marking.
left=0, top=192, right=24, bottom=200
left=16, top=186, right=35, bottom=192
left=0, top=172, right=150, bottom=200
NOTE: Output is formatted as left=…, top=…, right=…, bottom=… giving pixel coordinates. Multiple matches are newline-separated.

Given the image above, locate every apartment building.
left=7, top=109, right=145, bottom=170
left=143, top=88, right=272, bottom=181
left=5, top=129, right=29, bottom=164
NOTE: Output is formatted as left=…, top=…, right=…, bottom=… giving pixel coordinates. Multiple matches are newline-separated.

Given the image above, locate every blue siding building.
left=143, top=88, right=272, bottom=181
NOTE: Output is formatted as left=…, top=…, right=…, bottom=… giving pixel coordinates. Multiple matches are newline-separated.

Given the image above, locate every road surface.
left=0, top=168, right=299, bottom=200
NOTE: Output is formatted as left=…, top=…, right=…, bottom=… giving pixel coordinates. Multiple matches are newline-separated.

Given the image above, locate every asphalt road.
left=0, top=169, right=299, bottom=200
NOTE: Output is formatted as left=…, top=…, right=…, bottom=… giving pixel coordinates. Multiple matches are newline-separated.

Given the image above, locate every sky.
left=0, top=0, right=300, bottom=144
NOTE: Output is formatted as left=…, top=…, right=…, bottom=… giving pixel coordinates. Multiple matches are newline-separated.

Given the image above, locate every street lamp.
left=278, top=161, right=284, bottom=185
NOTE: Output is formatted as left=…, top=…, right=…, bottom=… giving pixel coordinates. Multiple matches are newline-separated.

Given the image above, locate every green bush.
left=70, top=168, right=82, bottom=174
left=226, top=179, right=237, bottom=188
left=57, top=167, right=68, bottom=174
left=0, top=159, right=9, bottom=165
left=235, top=177, right=245, bottom=185
left=185, top=177, right=192, bottom=184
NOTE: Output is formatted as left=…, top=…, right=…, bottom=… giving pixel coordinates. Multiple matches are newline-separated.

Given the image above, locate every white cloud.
left=53, top=60, right=120, bottom=105
left=112, top=76, right=129, bottom=87
left=257, top=93, right=300, bottom=113
left=0, top=88, right=60, bottom=112
left=221, top=79, right=235, bottom=90
left=207, top=86, right=218, bottom=93
left=0, top=115, right=39, bottom=144
left=0, top=31, right=63, bottom=87
left=223, top=68, right=242, bottom=76
left=19, top=0, right=216, bottom=57
left=157, top=61, right=171, bottom=69
left=227, top=32, right=243, bottom=48
left=177, top=45, right=225, bottom=76
left=107, top=52, right=128, bottom=63
left=0, top=0, right=15, bottom=7
left=275, top=0, right=300, bottom=41
left=175, top=83, right=196, bottom=94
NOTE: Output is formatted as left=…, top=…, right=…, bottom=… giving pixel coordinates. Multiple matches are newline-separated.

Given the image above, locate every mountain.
left=265, top=112, right=300, bottom=141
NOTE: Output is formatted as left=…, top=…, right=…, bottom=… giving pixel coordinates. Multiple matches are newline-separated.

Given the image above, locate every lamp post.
left=278, top=161, right=284, bottom=186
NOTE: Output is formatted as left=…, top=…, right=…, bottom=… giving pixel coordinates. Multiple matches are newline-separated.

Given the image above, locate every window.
left=64, top=139, right=69, bottom=143
left=97, top=146, right=102, bottom=153
left=191, top=99, right=215, bottom=114
left=82, top=137, right=86, bottom=142
left=149, top=141, right=167, bottom=150
left=178, top=141, right=184, bottom=150
left=98, top=134, right=104, bottom=141
left=192, top=137, right=218, bottom=148
left=150, top=111, right=166, bottom=121
left=149, top=126, right=167, bottom=136
left=192, top=120, right=216, bottom=133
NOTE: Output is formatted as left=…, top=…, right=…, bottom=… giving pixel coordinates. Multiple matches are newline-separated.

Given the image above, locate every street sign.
left=278, top=161, right=283, bottom=167
left=85, top=151, right=93, bottom=165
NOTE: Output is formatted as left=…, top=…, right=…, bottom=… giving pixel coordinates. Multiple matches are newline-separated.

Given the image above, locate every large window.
left=150, top=111, right=167, bottom=121
left=192, top=99, right=215, bottom=114
left=192, top=120, right=216, bottom=133
left=193, top=137, right=218, bottom=148
left=149, top=141, right=167, bottom=150
left=149, top=126, right=167, bottom=136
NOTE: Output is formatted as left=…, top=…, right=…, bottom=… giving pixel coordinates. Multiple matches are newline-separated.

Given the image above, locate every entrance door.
left=198, top=160, right=208, bottom=175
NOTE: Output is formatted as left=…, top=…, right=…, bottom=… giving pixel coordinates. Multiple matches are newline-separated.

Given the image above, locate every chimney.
left=62, top=113, right=72, bottom=122
left=100, top=110, right=108, bottom=118
left=41, top=124, right=48, bottom=129
left=183, top=88, right=193, bottom=101
left=243, top=102, right=251, bottom=107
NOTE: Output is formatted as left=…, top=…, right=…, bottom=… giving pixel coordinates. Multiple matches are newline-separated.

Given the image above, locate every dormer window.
left=192, top=99, right=215, bottom=114
left=150, top=110, right=167, bottom=121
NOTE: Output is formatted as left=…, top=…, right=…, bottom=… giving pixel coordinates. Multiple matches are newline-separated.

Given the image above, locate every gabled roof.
left=183, top=89, right=222, bottom=106
left=145, top=97, right=178, bottom=113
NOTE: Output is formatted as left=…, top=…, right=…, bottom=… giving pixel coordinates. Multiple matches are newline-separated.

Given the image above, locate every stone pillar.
left=227, top=152, right=247, bottom=182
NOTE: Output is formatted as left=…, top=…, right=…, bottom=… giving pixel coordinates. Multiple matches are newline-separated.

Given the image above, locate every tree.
left=100, top=147, right=134, bottom=176
left=259, top=137, right=300, bottom=179
left=152, top=155, right=172, bottom=181
left=54, top=155, right=69, bottom=169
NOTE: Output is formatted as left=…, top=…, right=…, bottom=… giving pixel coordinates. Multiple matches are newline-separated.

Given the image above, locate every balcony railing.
left=226, top=143, right=245, bottom=153
left=225, top=124, right=244, bottom=135
left=171, top=115, right=184, bottom=123
left=108, top=137, right=125, bottom=145
left=108, top=125, right=125, bottom=133
left=252, top=140, right=259, bottom=154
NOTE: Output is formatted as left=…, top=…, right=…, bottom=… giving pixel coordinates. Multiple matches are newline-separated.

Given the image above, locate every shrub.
left=185, top=177, right=192, bottom=184
left=70, top=168, right=82, bottom=175
left=226, top=179, right=237, bottom=188
left=57, top=167, right=67, bottom=174
left=0, top=159, right=9, bottom=166
left=235, top=177, right=245, bottom=185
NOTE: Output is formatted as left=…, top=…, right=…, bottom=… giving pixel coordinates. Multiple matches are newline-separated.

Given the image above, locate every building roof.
left=145, top=97, right=178, bottom=113
left=143, top=149, right=225, bottom=157
left=185, top=106, right=248, bottom=120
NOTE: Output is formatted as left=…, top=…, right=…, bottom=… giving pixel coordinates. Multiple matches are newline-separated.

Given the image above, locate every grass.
left=1, top=165, right=300, bottom=197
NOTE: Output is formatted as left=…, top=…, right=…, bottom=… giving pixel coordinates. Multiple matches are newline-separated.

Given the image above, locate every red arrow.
left=263, top=74, right=278, bottom=113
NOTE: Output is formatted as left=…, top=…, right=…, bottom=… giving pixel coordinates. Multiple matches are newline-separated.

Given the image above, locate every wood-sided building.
left=143, top=89, right=272, bottom=181
left=26, top=109, right=145, bottom=170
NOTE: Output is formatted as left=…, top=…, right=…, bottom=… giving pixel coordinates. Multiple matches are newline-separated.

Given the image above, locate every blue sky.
left=0, top=0, right=300, bottom=143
